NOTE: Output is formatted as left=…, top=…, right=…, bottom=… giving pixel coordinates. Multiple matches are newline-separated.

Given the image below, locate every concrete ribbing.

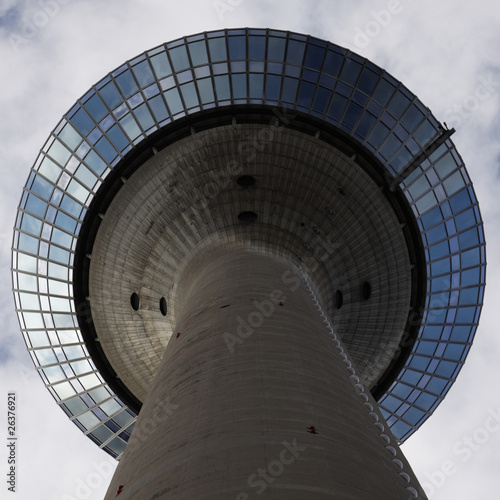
left=104, top=249, right=425, bottom=499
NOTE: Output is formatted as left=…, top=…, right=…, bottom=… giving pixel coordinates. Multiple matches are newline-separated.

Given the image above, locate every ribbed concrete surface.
left=89, top=124, right=411, bottom=403
left=104, top=250, right=425, bottom=499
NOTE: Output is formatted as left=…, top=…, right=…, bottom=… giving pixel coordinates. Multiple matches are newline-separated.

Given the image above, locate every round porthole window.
left=160, top=297, right=167, bottom=316
left=130, top=293, right=140, bottom=311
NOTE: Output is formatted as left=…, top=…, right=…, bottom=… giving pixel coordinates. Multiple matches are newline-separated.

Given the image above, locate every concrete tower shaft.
left=104, top=249, right=425, bottom=499
left=86, top=121, right=419, bottom=407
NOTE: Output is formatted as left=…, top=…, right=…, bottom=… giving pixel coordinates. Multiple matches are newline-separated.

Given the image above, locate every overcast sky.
left=1, top=0, right=499, bottom=498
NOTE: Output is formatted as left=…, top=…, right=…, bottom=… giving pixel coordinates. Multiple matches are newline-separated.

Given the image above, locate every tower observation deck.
left=12, top=28, right=486, bottom=499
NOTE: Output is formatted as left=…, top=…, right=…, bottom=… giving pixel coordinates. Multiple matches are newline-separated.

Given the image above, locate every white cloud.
left=1, top=1, right=499, bottom=498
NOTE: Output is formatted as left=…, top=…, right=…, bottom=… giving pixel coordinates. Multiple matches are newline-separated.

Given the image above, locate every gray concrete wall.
left=105, top=249, right=425, bottom=499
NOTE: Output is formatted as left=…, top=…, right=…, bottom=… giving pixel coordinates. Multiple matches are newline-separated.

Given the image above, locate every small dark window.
left=237, top=175, right=256, bottom=187
left=238, top=211, right=258, bottom=223
left=335, top=290, right=343, bottom=309
left=130, top=293, right=140, bottom=311
left=160, top=297, right=167, bottom=316
left=362, top=282, right=371, bottom=300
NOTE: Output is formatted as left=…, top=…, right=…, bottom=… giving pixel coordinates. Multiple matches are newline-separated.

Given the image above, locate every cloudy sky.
left=0, top=0, right=499, bottom=498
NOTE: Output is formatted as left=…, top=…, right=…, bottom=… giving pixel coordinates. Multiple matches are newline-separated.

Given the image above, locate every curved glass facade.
left=11, top=28, right=485, bottom=458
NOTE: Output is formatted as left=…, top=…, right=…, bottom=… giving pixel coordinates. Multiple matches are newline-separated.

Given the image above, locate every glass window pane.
left=248, top=36, right=266, bottom=60
left=286, top=40, right=305, bottom=65
left=169, top=45, right=190, bottom=72
left=189, top=41, right=209, bottom=66
left=150, top=52, right=172, bottom=79
left=115, top=70, right=139, bottom=98
left=132, top=60, right=155, bottom=87
left=228, top=36, right=246, bottom=60
left=164, top=88, right=184, bottom=114
left=83, top=94, right=108, bottom=122
left=99, top=81, right=122, bottom=109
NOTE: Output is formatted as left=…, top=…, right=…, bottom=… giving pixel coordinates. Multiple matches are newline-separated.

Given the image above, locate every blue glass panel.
left=85, top=150, right=107, bottom=176
left=214, top=75, right=231, bottom=101
left=404, top=407, right=425, bottom=425
left=69, top=108, right=94, bottom=136
left=197, top=78, right=215, bottom=104
left=25, top=194, right=47, bottom=217
left=323, top=50, right=343, bottom=78
left=55, top=211, right=77, bottom=233
left=380, top=134, right=401, bottom=160
left=444, top=343, right=466, bottom=361
left=249, top=74, right=264, bottom=99
left=84, top=94, right=108, bottom=121
left=387, top=91, right=411, bottom=119
left=461, top=247, right=481, bottom=268
left=425, top=377, right=448, bottom=395
left=169, top=45, right=190, bottom=71
left=431, top=258, right=450, bottom=275
left=132, top=60, right=155, bottom=87
left=421, top=326, right=442, bottom=340
left=164, top=88, right=184, bottom=114
left=95, top=137, right=116, bottom=163
left=355, top=111, right=376, bottom=137
left=373, top=78, right=394, bottom=106
left=435, top=360, right=458, bottom=378
left=342, top=101, right=363, bottom=129
left=382, top=395, right=403, bottom=412
left=391, top=383, right=413, bottom=400
left=248, top=36, right=266, bottom=60
left=455, top=208, right=476, bottom=231
left=357, top=68, right=378, bottom=94
left=265, top=74, right=281, bottom=101
left=461, top=267, right=480, bottom=286
left=459, top=227, right=479, bottom=249
left=282, top=77, right=298, bottom=102
left=413, top=120, right=437, bottom=147
left=401, top=105, right=424, bottom=132
left=327, top=94, right=347, bottom=121
left=31, top=175, right=53, bottom=200
left=390, top=420, right=412, bottom=439
left=267, top=36, right=286, bottom=61
left=367, top=121, right=390, bottom=148
left=450, top=325, right=472, bottom=342
left=150, top=52, right=172, bottom=78
left=99, top=81, right=122, bottom=109
left=49, top=246, right=70, bottom=264
left=449, top=188, right=471, bottom=213
left=107, top=124, right=129, bottom=151
left=340, top=60, right=361, bottom=86
left=231, top=74, right=247, bottom=99
left=134, top=103, right=155, bottom=129
left=426, top=224, right=447, bottom=245
left=208, top=37, right=227, bottom=62
left=228, top=36, right=246, bottom=60
left=189, top=40, right=209, bottom=66
left=60, top=195, right=82, bottom=218
left=459, top=287, right=479, bottom=305
left=304, top=44, right=325, bottom=71
left=286, top=40, right=305, bottom=65
left=416, top=341, right=437, bottom=356
left=18, top=233, right=39, bottom=254
left=115, top=70, right=139, bottom=97
left=297, top=81, right=316, bottom=108
left=455, top=307, right=476, bottom=323
left=409, top=355, right=430, bottom=371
